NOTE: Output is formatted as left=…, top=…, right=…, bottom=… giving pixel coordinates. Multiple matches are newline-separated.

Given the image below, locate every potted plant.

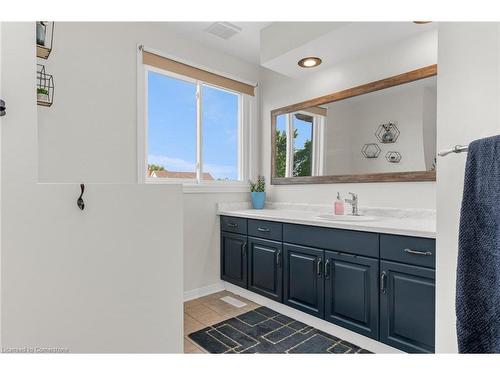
left=249, top=175, right=266, bottom=209
left=37, top=87, right=49, bottom=102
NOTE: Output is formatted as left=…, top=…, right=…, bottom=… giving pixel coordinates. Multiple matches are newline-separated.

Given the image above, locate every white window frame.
left=137, top=47, right=254, bottom=193
left=283, top=111, right=325, bottom=177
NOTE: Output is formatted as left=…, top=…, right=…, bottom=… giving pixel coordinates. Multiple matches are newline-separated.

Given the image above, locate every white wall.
left=323, top=80, right=435, bottom=175
left=436, top=23, right=500, bottom=353
left=1, top=23, right=183, bottom=352
left=260, top=30, right=438, bottom=209
left=423, top=87, right=437, bottom=170
left=37, top=22, right=259, bottom=184
left=2, top=184, right=184, bottom=353
left=183, top=192, right=247, bottom=295
left=35, top=23, right=261, bottom=296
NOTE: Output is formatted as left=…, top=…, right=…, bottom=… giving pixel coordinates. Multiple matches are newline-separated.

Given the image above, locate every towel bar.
left=438, top=145, right=469, bottom=157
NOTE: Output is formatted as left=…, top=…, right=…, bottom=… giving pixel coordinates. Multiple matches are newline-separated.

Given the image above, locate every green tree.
left=293, top=139, right=312, bottom=177
left=148, top=164, right=165, bottom=171
left=275, top=129, right=312, bottom=177
left=275, top=129, right=287, bottom=177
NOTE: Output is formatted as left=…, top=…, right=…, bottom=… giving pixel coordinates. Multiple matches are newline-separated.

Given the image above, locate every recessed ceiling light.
left=298, top=57, right=322, bottom=68
left=413, top=21, right=432, bottom=24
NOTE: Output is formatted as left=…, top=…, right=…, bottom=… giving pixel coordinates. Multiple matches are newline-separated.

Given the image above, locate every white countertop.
left=217, top=202, right=436, bottom=239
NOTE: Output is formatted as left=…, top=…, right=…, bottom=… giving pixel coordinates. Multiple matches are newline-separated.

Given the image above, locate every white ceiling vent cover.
left=205, top=22, right=242, bottom=40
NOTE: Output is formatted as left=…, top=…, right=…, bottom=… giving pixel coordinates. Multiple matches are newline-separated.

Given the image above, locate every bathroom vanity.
left=218, top=205, right=436, bottom=353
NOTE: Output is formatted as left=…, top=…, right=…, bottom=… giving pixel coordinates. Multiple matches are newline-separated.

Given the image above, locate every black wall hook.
left=77, top=184, right=85, bottom=211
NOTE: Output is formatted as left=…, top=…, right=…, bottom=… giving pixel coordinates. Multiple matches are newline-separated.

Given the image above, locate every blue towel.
left=456, top=135, right=500, bottom=353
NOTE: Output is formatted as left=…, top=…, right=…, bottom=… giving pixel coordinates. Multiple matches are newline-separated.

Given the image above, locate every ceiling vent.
left=205, top=22, right=242, bottom=40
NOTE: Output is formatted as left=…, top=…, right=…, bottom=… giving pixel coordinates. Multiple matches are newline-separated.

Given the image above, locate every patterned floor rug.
left=188, top=306, right=372, bottom=354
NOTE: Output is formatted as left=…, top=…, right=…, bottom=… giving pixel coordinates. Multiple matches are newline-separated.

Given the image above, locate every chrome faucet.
left=345, top=192, right=359, bottom=216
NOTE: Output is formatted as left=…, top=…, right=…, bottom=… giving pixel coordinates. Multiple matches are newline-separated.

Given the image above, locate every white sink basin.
left=315, top=214, right=378, bottom=222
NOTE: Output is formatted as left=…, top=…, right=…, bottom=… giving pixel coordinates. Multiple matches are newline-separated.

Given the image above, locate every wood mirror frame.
left=270, top=65, right=437, bottom=185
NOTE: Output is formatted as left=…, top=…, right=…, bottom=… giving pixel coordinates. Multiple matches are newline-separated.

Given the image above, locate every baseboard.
left=184, top=282, right=225, bottom=302
left=223, top=282, right=403, bottom=354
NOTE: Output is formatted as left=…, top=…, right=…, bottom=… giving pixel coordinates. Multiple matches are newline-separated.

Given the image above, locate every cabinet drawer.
left=380, top=234, right=435, bottom=269
left=283, top=223, right=379, bottom=258
left=248, top=219, right=282, bottom=241
left=220, top=216, right=247, bottom=235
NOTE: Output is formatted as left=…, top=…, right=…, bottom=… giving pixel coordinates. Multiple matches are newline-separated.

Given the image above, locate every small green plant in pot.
left=37, top=87, right=49, bottom=102
left=249, top=175, right=266, bottom=209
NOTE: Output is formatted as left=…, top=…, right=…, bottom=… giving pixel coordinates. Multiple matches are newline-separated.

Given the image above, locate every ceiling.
left=162, top=22, right=438, bottom=77
left=162, top=22, right=272, bottom=64
left=260, top=22, right=438, bottom=78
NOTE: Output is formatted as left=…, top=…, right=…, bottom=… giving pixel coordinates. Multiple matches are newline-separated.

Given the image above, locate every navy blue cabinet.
left=283, top=244, right=324, bottom=318
left=324, top=251, right=379, bottom=340
left=220, top=231, right=248, bottom=288
left=380, top=260, right=435, bottom=353
left=220, top=215, right=436, bottom=353
left=248, top=237, right=283, bottom=302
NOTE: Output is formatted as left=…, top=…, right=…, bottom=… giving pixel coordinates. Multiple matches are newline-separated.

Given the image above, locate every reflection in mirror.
left=276, top=108, right=326, bottom=177
left=272, top=68, right=437, bottom=183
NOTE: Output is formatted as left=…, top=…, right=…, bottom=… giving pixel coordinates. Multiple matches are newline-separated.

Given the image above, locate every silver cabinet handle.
left=257, top=227, right=270, bottom=232
left=227, top=222, right=238, bottom=228
left=316, top=258, right=323, bottom=277
left=276, top=249, right=281, bottom=267
left=380, top=271, right=387, bottom=294
left=242, top=243, right=247, bottom=257
left=404, top=248, right=432, bottom=256
left=324, top=259, right=330, bottom=279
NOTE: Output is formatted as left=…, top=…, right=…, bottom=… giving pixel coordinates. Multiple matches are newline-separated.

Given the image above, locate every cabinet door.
left=324, top=252, right=379, bottom=340
left=283, top=244, right=324, bottom=318
left=380, top=260, right=435, bottom=353
left=248, top=237, right=283, bottom=302
left=220, top=232, right=247, bottom=288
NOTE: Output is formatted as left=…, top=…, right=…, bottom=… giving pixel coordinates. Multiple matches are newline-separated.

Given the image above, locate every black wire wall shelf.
left=385, top=151, right=402, bottom=163
left=375, top=122, right=400, bottom=143
left=37, top=64, right=54, bottom=107
left=361, top=143, right=381, bottom=158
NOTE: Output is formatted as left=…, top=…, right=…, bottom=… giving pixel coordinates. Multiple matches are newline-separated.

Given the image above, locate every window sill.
left=182, top=183, right=250, bottom=194
left=145, top=179, right=250, bottom=194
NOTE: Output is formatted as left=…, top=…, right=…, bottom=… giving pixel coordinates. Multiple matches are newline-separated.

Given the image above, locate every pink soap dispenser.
left=334, top=192, right=345, bottom=215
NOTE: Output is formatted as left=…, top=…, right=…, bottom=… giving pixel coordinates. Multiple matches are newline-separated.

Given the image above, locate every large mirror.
left=271, top=65, right=437, bottom=184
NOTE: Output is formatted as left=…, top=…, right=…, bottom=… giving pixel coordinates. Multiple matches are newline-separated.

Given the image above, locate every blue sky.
left=276, top=114, right=312, bottom=149
left=147, top=71, right=238, bottom=180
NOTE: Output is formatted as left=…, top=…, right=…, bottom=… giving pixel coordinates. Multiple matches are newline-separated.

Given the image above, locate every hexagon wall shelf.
left=361, top=143, right=381, bottom=158
left=385, top=151, right=402, bottom=163
left=375, top=122, right=400, bottom=143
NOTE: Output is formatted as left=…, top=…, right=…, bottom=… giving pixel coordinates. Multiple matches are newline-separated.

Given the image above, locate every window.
left=201, top=84, right=240, bottom=181
left=147, top=72, right=198, bottom=178
left=140, top=49, right=255, bottom=187
left=275, top=110, right=325, bottom=178
left=292, top=113, right=313, bottom=177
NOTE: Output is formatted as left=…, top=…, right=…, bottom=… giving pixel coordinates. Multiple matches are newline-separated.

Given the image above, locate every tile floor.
left=183, top=290, right=261, bottom=353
